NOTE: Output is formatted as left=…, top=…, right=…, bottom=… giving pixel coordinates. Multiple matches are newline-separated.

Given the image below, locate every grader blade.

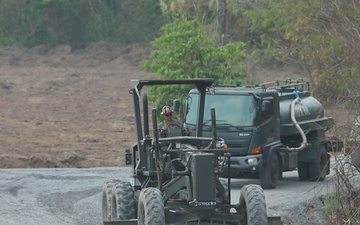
left=103, top=216, right=283, bottom=225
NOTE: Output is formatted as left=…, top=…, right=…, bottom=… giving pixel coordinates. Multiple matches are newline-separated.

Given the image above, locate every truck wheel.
left=309, top=146, right=328, bottom=181
left=102, top=179, right=120, bottom=221
left=238, top=184, right=267, bottom=225
left=112, top=181, right=136, bottom=220
left=259, top=153, right=280, bottom=189
left=297, top=162, right=310, bottom=181
left=138, top=188, right=165, bottom=225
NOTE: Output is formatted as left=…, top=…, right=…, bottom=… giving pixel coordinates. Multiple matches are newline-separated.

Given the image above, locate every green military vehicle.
left=183, top=79, right=336, bottom=189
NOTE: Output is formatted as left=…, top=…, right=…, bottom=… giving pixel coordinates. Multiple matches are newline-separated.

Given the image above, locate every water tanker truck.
left=183, top=79, right=337, bottom=189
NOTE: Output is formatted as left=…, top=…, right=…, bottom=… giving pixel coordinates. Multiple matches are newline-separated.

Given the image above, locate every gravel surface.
left=0, top=157, right=359, bottom=225
left=0, top=167, right=129, bottom=225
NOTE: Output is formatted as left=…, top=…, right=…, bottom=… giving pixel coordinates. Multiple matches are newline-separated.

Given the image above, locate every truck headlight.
left=247, top=158, right=258, bottom=165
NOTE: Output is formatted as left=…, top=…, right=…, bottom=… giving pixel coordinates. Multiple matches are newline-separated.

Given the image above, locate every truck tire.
left=102, top=179, right=120, bottom=221
left=297, top=162, right=310, bottom=181
left=112, top=181, right=136, bottom=220
left=138, top=188, right=165, bottom=225
left=259, top=153, right=280, bottom=189
left=309, top=146, right=328, bottom=181
left=238, top=184, right=267, bottom=225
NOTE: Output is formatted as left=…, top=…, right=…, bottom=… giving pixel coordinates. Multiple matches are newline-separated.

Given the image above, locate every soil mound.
left=0, top=42, right=154, bottom=168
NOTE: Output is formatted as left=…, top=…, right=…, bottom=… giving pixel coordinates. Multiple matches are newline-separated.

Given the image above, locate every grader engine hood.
left=189, top=153, right=216, bottom=210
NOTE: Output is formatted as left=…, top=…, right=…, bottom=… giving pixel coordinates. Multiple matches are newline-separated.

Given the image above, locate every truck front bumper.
left=221, top=155, right=263, bottom=176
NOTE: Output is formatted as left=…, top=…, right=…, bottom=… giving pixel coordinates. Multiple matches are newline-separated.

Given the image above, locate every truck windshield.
left=185, top=93, right=257, bottom=127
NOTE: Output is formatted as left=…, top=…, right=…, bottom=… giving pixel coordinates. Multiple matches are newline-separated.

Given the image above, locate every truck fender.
left=261, top=143, right=283, bottom=168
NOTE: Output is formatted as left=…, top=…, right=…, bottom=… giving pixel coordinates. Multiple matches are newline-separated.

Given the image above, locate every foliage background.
left=0, top=0, right=164, bottom=49
left=2, top=0, right=359, bottom=125
left=1, top=0, right=359, bottom=103
left=1, top=0, right=359, bottom=116
left=140, top=18, right=246, bottom=110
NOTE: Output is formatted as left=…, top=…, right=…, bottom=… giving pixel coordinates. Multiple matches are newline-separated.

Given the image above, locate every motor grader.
left=101, top=78, right=282, bottom=225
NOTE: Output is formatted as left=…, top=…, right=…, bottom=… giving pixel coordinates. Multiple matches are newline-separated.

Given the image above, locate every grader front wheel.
left=102, top=180, right=120, bottom=221
left=111, top=181, right=136, bottom=220
left=137, top=188, right=165, bottom=225
left=238, top=184, right=268, bottom=225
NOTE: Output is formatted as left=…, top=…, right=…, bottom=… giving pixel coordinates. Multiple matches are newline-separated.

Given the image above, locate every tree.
left=314, top=0, right=360, bottom=101
left=244, top=0, right=360, bottom=101
left=0, top=0, right=164, bottom=49
left=158, top=0, right=248, bottom=44
left=140, top=18, right=246, bottom=111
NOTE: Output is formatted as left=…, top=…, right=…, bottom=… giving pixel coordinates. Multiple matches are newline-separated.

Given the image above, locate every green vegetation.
left=140, top=18, right=246, bottom=109
left=0, top=0, right=164, bottom=49
left=3, top=0, right=358, bottom=100
left=244, top=0, right=360, bottom=101
left=323, top=157, right=360, bottom=224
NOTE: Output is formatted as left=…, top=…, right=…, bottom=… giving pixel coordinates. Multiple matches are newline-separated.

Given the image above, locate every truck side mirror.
left=173, top=99, right=180, bottom=112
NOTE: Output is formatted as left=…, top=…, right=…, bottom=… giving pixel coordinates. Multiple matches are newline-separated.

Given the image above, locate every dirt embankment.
left=0, top=42, right=156, bottom=168
left=0, top=42, right=326, bottom=168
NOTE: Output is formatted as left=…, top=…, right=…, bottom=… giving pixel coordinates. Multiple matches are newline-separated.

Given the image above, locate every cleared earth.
left=2, top=42, right=346, bottom=169
left=0, top=42, right=154, bottom=168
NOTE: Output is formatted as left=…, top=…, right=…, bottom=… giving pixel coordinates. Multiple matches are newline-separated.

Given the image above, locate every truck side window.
left=261, top=99, right=273, bottom=121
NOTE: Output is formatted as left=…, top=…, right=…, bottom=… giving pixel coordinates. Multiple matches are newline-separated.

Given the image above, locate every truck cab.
left=183, top=81, right=334, bottom=189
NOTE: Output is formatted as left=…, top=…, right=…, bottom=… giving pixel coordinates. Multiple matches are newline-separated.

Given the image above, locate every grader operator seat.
left=160, top=124, right=184, bottom=138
